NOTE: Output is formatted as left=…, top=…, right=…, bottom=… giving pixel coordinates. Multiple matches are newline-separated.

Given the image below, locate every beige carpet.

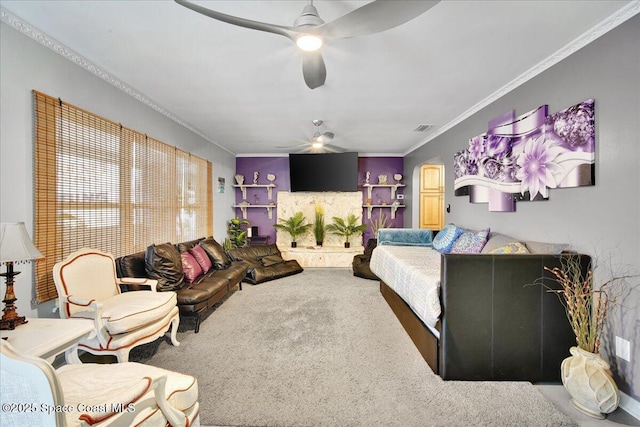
left=131, top=268, right=578, bottom=427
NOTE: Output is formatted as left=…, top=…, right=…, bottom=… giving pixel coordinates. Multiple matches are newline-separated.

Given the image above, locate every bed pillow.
left=189, top=244, right=213, bottom=274
left=432, top=224, right=464, bottom=253
left=489, top=242, right=530, bottom=254
left=451, top=228, right=490, bottom=254
left=181, top=251, right=203, bottom=283
left=481, top=233, right=523, bottom=253
left=525, top=240, right=569, bottom=254
left=377, top=228, right=433, bottom=247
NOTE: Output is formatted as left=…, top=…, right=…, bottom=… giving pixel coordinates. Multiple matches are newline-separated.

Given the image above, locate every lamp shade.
left=0, top=222, right=44, bottom=264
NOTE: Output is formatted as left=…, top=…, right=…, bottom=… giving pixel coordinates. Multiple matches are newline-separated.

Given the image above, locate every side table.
left=248, top=235, right=270, bottom=246
left=0, top=317, right=93, bottom=364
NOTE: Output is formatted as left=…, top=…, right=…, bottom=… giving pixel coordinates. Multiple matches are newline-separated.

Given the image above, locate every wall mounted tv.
left=289, top=152, right=358, bottom=192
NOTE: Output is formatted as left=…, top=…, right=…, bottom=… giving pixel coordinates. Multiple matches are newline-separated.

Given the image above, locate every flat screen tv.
left=289, top=152, right=358, bottom=192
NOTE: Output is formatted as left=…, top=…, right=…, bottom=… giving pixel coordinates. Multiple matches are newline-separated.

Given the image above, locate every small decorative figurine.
left=365, top=171, right=371, bottom=184
left=267, top=173, right=276, bottom=183
left=235, top=174, right=244, bottom=185
left=253, top=171, right=259, bottom=184
left=394, top=173, right=403, bottom=184
left=378, top=174, right=388, bottom=185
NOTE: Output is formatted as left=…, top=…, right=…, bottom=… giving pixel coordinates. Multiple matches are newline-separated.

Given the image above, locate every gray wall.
left=405, top=15, right=640, bottom=399
left=0, top=22, right=236, bottom=318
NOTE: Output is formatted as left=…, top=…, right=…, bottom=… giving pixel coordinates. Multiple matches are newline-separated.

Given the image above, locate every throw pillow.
left=181, top=252, right=203, bottom=283
left=489, top=242, right=530, bottom=254
left=451, top=228, right=490, bottom=254
left=144, top=243, right=184, bottom=291
left=432, top=224, right=464, bottom=253
left=189, top=244, right=213, bottom=274
left=199, top=237, right=231, bottom=269
left=481, top=233, right=522, bottom=254
left=176, top=237, right=205, bottom=253
left=259, top=254, right=285, bottom=267
left=524, top=240, right=569, bottom=254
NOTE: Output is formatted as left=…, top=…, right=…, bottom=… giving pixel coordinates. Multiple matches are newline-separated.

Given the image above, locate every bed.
left=370, top=245, right=441, bottom=332
left=370, top=228, right=589, bottom=382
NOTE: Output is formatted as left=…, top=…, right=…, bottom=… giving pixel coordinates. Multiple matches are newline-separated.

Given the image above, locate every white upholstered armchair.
left=53, top=248, right=180, bottom=362
left=0, top=340, right=200, bottom=426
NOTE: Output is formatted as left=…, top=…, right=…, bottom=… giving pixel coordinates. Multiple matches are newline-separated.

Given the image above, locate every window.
left=34, top=91, right=212, bottom=302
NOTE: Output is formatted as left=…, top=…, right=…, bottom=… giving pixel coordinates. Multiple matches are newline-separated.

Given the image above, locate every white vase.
left=561, top=346, right=619, bottom=419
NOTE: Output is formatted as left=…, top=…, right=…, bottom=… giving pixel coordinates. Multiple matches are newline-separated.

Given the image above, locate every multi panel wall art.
left=454, top=99, right=595, bottom=212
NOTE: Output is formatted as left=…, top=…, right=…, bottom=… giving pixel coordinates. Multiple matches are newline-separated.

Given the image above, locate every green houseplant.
left=313, top=204, right=326, bottom=246
left=274, top=211, right=312, bottom=248
left=326, top=214, right=367, bottom=248
left=224, top=217, right=251, bottom=249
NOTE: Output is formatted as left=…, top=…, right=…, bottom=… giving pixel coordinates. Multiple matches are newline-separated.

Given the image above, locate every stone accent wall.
left=276, top=191, right=364, bottom=248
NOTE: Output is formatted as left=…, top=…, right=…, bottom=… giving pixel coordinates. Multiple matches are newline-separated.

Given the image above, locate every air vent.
left=413, top=124, right=433, bottom=132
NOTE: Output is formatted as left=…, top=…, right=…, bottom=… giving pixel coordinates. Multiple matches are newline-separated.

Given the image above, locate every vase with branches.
left=537, top=253, right=636, bottom=419
left=326, top=214, right=367, bottom=248
left=274, top=211, right=312, bottom=248
left=313, top=204, right=326, bottom=246
left=369, top=212, right=391, bottom=239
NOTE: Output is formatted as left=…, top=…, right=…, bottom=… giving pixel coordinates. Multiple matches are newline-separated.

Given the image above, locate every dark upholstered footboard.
left=380, top=281, right=440, bottom=375
left=380, top=253, right=586, bottom=382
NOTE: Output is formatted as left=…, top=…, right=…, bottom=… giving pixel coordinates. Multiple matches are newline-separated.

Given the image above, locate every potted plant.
left=369, top=212, right=391, bottom=240
left=274, top=211, right=312, bottom=248
left=540, top=254, right=635, bottom=419
left=313, top=203, right=326, bottom=246
left=326, top=214, right=367, bottom=248
left=224, top=217, right=251, bottom=249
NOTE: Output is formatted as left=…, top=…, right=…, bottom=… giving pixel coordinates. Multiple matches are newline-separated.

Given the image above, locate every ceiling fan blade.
left=302, top=51, right=326, bottom=89
left=322, top=144, right=347, bottom=153
left=318, top=0, right=440, bottom=40
left=275, top=143, right=309, bottom=149
left=175, top=0, right=297, bottom=41
left=317, top=132, right=334, bottom=143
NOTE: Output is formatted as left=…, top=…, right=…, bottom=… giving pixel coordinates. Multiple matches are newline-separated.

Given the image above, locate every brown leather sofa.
left=115, top=237, right=247, bottom=333
left=227, top=244, right=303, bottom=284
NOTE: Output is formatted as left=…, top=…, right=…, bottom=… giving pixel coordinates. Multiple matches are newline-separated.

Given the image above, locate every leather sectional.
left=227, top=244, right=303, bottom=285
left=115, top=237, right=247, bottom=333
left=115, top=239, right=304, bottom=332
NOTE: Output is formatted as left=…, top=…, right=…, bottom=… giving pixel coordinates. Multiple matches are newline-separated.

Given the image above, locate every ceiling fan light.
left=296, top=35, right=323, bottom=52
left=311, top=141, right=324, bottom=149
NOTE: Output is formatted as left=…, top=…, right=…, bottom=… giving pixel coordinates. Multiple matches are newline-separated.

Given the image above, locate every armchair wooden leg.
left=194, top=314, right=202, bottom=334
left=116, top=348, right=131, bottom=363
left=169, top=315, right=180, bottom=347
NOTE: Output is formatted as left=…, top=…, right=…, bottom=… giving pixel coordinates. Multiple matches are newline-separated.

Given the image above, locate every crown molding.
left=3, top=3, right=638, bottom=159
left=404, top=0, right=640, bottom=156
left=0, top=6, right=236, bottom=156
left=238, top=152, right=405, bottom=158
left=236, top=153, right=289, bottom=158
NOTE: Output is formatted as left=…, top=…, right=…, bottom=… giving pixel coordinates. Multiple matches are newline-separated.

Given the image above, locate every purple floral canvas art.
left=454, top=99, right=595, bottom=212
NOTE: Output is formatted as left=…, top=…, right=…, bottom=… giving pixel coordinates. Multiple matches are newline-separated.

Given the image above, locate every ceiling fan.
left=280, top=120, right=345, bottom=153
left=174, top=0, right=440, bottom=89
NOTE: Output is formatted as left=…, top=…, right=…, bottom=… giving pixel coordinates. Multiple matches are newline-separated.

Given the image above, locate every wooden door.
left=419, top=164, right=444, bottom=230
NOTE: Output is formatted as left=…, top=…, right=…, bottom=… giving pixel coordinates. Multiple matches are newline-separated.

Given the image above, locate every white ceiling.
left=1, top=1, right=637, bottom=156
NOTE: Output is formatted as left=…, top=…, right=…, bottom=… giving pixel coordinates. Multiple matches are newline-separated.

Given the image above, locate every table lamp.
left=0, top=222, right=44, bottom=330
